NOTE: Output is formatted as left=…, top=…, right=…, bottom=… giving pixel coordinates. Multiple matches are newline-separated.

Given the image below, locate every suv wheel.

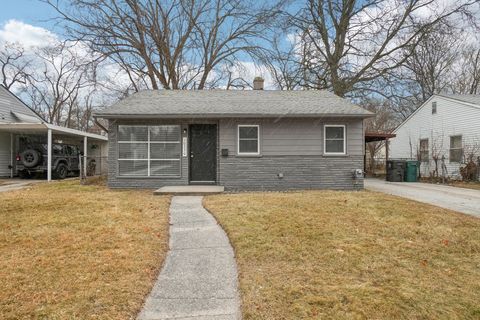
left=54, top=163, right=68, bottom=179
left=21, top=149, right=41, bottom=168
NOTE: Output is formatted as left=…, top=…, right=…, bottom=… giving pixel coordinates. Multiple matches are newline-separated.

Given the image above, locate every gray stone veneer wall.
left=218, top=155, right=364, bottom=191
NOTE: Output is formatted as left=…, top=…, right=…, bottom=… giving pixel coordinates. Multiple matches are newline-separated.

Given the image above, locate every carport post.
left=47, top=128, right=52, bottom=181
left=10, top=133, right=13, bottom=178
left=83, top=136, right=88, bottom=177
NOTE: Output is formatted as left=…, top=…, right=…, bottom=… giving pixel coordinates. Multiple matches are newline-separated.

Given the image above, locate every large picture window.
left=118, top=125, right=181, bottom=176
left=238, top=125, right=260, bottom=155
left=449, top=135, right=463, bottom=163
left=324, top=125, right=346, bottom=155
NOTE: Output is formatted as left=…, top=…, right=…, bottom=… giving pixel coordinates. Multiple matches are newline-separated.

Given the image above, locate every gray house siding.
left=0, top=86, right=40, bottom=123
left=0, top=132, right=12, bottom=177
left=219, top=118, right=363, bottom=156
left=107, top=117, right=364, bottom=190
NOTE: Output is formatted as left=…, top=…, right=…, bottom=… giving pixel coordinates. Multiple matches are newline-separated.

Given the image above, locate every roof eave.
left=93, top=113, right=375, bottom=119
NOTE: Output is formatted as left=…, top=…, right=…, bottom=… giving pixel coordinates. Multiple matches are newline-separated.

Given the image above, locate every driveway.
left=0, top=179, right=44, bottom=193
left=365, top=179, right=480, bottom=217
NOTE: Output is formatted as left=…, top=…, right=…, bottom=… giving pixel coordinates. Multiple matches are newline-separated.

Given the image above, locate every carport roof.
left=0, top=122, right=108, bottom=141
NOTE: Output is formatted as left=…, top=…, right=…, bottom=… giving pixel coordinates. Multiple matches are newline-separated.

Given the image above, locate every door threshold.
left=154, top=185, right=224, bottom=195
left=189, top=181, right=216, bottom=185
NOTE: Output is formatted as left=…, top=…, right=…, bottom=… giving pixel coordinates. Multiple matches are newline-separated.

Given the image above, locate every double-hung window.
left=238, top=125, right=260, bottom=155
left=324, top=125, right=346, bottom=155
left=449, top=135, right=463, bottom=163
left=419, top=139, right=429, bottom=162
left=118, top=125, right=181, bottom=176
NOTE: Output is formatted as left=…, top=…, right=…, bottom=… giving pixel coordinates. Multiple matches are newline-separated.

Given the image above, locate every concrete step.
left=154, top=185, right=225, bottom=195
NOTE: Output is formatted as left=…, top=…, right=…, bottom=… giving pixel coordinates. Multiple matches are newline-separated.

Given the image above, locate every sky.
left=0, top=0, right=57, bottom=29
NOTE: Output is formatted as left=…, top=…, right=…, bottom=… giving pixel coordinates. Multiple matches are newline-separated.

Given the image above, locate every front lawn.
left=205, top=191, right=480, bottom=319
left=0, top=180, right=170, bottom=319
left=450, top=181, right=480, bottom=191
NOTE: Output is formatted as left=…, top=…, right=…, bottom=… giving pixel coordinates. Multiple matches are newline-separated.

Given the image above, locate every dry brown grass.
left=0, top=180, right=170, bottom=320
left=450, top=181, right=480, bottom=191
left=205, top=191, right=480, bottom=320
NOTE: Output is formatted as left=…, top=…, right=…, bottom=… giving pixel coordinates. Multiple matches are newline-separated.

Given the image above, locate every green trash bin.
left=404, top=160, right=419, bottom=182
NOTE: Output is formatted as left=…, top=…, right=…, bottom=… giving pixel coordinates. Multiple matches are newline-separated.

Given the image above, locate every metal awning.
left=0, top=122, right=107, bottom=141
left=365, top=132, right=396, bottom=143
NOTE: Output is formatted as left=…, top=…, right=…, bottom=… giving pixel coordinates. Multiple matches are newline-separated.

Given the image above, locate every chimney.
left=253, top=77, right=264, bottom=90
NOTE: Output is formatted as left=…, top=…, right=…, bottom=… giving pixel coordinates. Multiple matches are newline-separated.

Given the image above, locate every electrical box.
left=352, top=169, right=363, bottom=179
left=221, top=148, right=229, bottom=157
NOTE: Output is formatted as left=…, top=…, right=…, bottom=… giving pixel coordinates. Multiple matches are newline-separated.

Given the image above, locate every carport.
left=364, top=131, right=396, bottom=174
left=0, top=122, right=108, bottom=181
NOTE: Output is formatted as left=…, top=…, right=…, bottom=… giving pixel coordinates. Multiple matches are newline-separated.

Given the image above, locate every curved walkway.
left=138, top=196, right=241, bottom=320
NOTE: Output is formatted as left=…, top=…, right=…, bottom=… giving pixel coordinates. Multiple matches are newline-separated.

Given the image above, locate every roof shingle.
left=439, top=94, right=480, bottom=106
left=94, top=90, right=373, bottom=118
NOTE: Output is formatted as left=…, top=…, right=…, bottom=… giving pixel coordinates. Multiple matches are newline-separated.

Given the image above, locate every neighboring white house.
left=389, top=94, right=480, bottom=179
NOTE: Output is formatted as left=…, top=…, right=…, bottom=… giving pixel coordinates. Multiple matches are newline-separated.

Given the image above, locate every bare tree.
left=451, top=47, right=480, bottom=94
left=43, top=0, right=283, bottom=91
left=284, top=0, right=478, bottom=97
left=258, top=34, right=303, bottom=90
left=403, top=24, right=460, bottom=102
left=23, top=41, right=98, bottom=126
left=0, top=42, right=32, bottom=90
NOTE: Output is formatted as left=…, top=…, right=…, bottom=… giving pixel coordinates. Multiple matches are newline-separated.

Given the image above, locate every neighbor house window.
left=118, top=125, right=181, bottom=176
left=324, top=125, right=346, bottom=155
left=238, top=125, right=259, bottom=155
left=432, top=102, right=437, bottom=114
left=419, top=139, right=429, bottom=162
left=449, top=135, right=463, bottom=163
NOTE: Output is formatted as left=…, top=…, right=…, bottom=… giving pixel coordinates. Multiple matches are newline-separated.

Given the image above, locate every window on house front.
left=432, top=102, right=437, bottom=114
left=117, top=125, right=181, bottom=176
left=450, top=135, right=463, bottom=163
left=324, top=125, right=346, bottom=155
left=238, top=125, right=260, bottom=155
left=419, top=139, right=429, bottom=162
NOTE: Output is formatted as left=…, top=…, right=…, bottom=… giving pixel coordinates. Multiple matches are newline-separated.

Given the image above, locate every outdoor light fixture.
left=183, top=128, right=187, bottom=134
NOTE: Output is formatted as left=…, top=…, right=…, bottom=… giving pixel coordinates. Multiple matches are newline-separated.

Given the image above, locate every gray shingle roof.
left=438, top=94, right=480, bottom=106
left=94, top=90, right=374, bottom=118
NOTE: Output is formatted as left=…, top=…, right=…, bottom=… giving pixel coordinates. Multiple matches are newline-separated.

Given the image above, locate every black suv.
left=16, top=143, right=80, bottom=179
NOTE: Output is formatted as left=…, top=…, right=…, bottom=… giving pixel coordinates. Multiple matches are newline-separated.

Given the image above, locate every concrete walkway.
left=365, top=179, right=480, bottom=217
left=138, top=196, right=241, bottom=320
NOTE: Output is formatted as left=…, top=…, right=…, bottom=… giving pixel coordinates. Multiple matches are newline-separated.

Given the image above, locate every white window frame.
left=117, top=125, right=181, bottom=177
left=324, top=124, right=346, bottom=155
left=449, top=135, right=463, bottom=163
left=237, top=125, right=260, bottom=156
left=419, top=138, right=429, bottom=162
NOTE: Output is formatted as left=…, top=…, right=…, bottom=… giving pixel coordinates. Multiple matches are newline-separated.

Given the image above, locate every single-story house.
left=94, top=80, right=374, bottom=190
left=0, top=85, right=108, bottom=180
left=389, top=94, right=480, bottom=179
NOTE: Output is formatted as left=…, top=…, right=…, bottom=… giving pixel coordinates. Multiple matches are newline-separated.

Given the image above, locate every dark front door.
left=189, top=124, right=217, bottom=184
